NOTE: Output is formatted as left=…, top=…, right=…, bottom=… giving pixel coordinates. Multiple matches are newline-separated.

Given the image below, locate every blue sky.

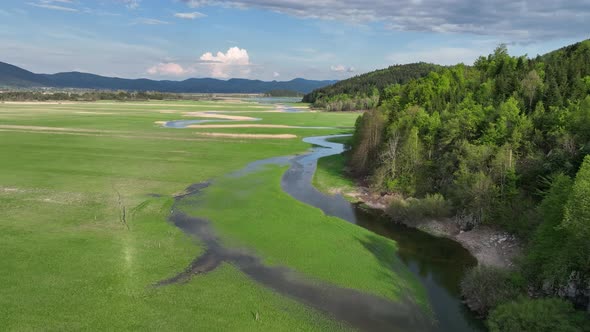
left=0, top=0, right=588, bottom=81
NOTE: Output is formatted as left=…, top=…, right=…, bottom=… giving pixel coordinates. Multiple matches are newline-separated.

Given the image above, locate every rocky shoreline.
left=346, top=187, right=522, bottom=268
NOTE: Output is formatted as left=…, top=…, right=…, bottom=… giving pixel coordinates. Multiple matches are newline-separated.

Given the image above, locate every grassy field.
left=312, top=136, right=357, bottom=198
left=313, top=154, right=356, bottom=196
left=0, top=100, right=425, bottom=330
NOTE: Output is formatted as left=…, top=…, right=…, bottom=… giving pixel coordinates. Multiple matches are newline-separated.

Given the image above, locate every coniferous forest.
left=312, top=40, right=590, bottom=330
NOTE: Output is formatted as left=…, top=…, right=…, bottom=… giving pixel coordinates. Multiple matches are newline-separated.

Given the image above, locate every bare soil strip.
left=0, top=129, right=245, bottom=143
left=0, top=125, right=118, bottom=133
left=1, top=101, right=79, bottom=105
left=1, top=102, right=270, bottom=109
left=181, top=112, right=259, bottom=121
left=75, top=111, right=116, bottom=115
left=195, top=132, right=296, bottom=139
left=187, top=124, right=294, bottom=129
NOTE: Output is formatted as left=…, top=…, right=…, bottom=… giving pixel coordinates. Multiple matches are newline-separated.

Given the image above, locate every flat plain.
left=0, top=100, right=425, bottom=330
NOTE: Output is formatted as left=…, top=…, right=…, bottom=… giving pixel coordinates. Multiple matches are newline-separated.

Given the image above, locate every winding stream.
left=161, top=118, right=483, bottom=331
left=283, top=135, right=483, bottom=331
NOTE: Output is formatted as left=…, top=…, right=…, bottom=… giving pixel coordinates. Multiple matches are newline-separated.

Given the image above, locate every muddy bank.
left=347, top=188, right=521, bottom=268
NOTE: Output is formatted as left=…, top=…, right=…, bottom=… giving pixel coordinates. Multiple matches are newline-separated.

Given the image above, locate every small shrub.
left=487, top=297, right=590, bottom=332
left=386, top=193, right=451, bottom=223
left=460, top=266, right=523, bottom=315
left=386, top=197, right=410, bottom=222
left=418, top=193, right=452, bottom=218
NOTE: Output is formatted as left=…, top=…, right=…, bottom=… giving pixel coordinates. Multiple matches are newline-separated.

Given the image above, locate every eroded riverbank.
left=346, top=188, right=522, bottom=268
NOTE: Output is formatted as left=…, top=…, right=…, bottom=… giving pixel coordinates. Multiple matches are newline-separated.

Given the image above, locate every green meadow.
left=0, top=100, right=424, bottom=330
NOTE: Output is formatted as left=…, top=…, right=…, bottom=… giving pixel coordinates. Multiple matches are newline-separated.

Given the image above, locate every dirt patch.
left=0, top=125, right=111, bottom=133
left=455, top=226, right=521, bottom=268
left=187, top=124, right=292, bottom=129
left=182, top=112, right=258, bottom=121
left=1, top=186, right=88, bottom=205
left=176, top=110, right=296, bottom=114
left=1, top=101, right=78, bottom=105
left=0, top=187, right=27, bottom=194
left=196, top=132, right=296, bottom=139
left=75, top=111, right=115, bottom=115
left=0, top=128, right=246, bottom=143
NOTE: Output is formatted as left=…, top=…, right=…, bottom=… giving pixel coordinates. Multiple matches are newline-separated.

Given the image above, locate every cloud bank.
left=147, top=63, right=186, bottom=76
left=174, top=11, right=206, bottom=19
left=199, top=46, right=251, bottom=78
left=330, top=65, right=355, bottom=73
left=27, top=0, right=78, bottom=12
left=119, top=0, right=140, bottom=10
left=181, top=0, right=590, bottom=42
left=146, top=47, right=252, bottom=78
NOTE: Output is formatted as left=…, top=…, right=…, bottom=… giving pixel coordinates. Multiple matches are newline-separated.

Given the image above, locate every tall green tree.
left=563, top=155, right=590, bottom=238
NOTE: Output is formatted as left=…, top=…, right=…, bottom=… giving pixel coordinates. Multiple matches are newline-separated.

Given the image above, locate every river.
left=162, top=119, right=484, bottom=331
left=283, top=135, right=484, bottom=331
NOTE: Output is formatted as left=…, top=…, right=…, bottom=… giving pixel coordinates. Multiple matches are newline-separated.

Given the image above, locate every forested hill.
left=302, top=62, right=441, bottom=110
left=0, top=61, right=336, bottom=94
left=349, top=39, right=590, bottom=327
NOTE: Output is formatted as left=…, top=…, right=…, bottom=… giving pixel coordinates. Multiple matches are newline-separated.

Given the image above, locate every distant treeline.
left=349, top=40, right=590, bottom=329
left=303, top=62, right=441, bottom=111
left=0, top=90, right=202, bottom=101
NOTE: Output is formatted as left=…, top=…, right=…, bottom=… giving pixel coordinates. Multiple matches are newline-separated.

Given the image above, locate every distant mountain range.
left=0, top=61, right=337, bottom=94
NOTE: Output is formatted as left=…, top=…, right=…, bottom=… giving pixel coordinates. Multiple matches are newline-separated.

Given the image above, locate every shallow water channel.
left=162, top=120, right=484, bottom=331
left=283, top=135, right=484, bottom=331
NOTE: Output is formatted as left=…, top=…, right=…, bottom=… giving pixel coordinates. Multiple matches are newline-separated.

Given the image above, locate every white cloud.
left=144, top=47, right=252, bottom=79
left=119, top=0, right=140, bottom=9
left=174, top=11, right=206, bottom=19
left=147, top=62, right=187, bottom=76
left=199, top=46, right=251, bottom=78
left=133, top=18, right=170, bottom=25
left=82, top=8, right=121, bottom=16
left=183, top=0, right=206, bottom=8
left=27, top=1, right=78, bottom=12
left=330, top=64, right=355, bottom=73
left=273, top=71, right=280, bottom=78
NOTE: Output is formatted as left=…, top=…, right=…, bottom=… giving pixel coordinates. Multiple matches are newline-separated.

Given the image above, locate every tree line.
left=302, top=63, right=440, bottom=111
left=349, top=40, right=590, bottom=330
left=0, top=90, right=203, bottom=101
